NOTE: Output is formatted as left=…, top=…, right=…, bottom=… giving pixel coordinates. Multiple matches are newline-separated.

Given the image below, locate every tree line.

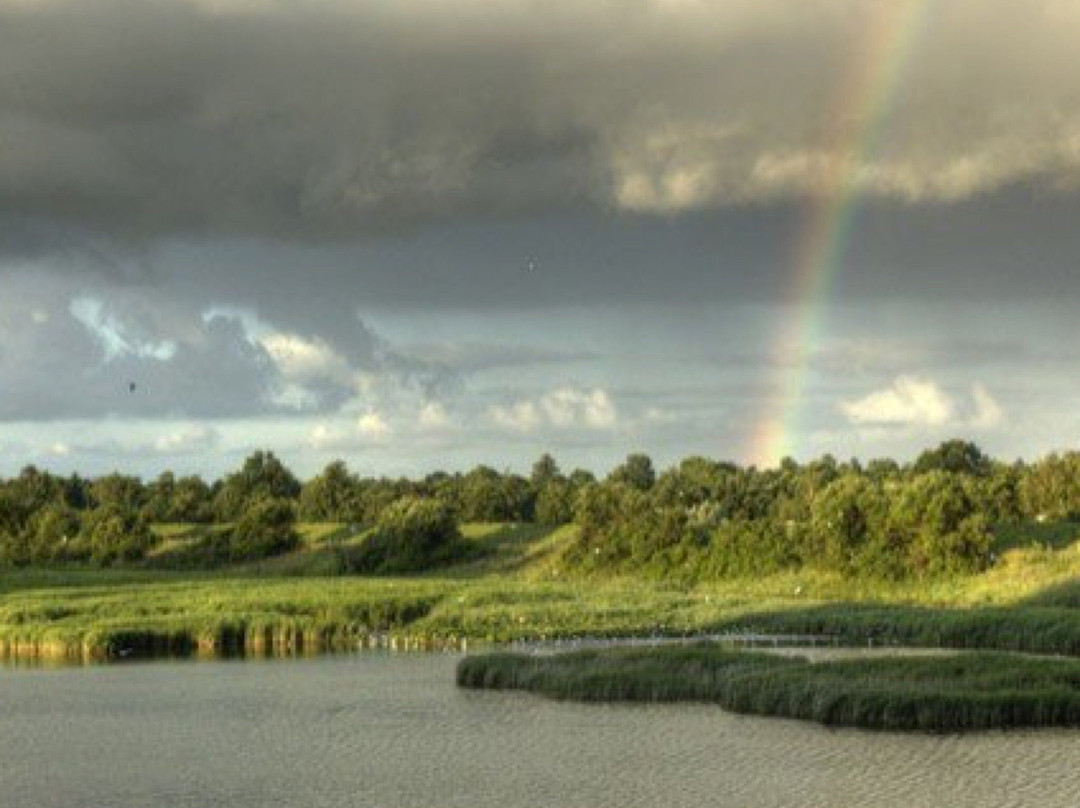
left=2, top=440, right=1080, bottom=577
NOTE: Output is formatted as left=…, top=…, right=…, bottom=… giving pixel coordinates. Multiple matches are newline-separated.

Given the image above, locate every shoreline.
left=0, top=629, right=474, bottom=665
left=7, top=594, right=1080, bottom=662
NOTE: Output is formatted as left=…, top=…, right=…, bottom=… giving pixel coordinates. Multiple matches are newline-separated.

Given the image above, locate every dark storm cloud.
left=4, top=0, right=1080, bottom=254
left=0, top=0, right=603, bottom=247
left=7, top=0, right=1080, bottom=473
left=140, top=183, right=1080, bottom=316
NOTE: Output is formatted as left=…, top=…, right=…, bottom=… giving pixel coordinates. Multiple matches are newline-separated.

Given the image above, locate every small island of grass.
left=456, top=644, right=1080, bottom=732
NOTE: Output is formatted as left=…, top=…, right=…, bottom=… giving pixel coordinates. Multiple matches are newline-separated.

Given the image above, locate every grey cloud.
left=44, top=425, right=223, bottom=463
left=0, top=294, right=279, bottom=419
left=118, top=315, right=280, bottom=418
left=399, top=341, right=600, bottom=374
left=4, top=0, right=1080, bottom=252
left=0, top=270, right=457, bottom=421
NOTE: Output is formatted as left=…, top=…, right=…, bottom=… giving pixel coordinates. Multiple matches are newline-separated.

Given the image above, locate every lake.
left=2, top=653, right=1079, bottom=808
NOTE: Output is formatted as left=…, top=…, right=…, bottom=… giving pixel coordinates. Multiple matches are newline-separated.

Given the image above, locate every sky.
left=3, top=0, right=1080, bottom=479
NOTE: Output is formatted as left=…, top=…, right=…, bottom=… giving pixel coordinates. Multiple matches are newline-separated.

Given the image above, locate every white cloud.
left=417, top=402, right=452, bottom=431
left=260, top=332, right=350, bottom=384
left=641, top=407, right=676, bottom=425
left=152, top=425, right=220, bottom=454
left=70, top=297, right=177, bottom=362
left=307, top=409, right=393, bottom=449
left=491, top=387, right=618, bottom=433
left=207, top=310, right=363, bottom=405
left=308, top=423, right=340, bottom=451
left=840, top=375, right=954, bottom=427
left=969, top=383, right=1005, bottom=429
left=841, top=376, right=1006, bottom=431
left=490, top=401, right=541, bottom=434
left=268, top=382, right=321, bottom=412
left=541, top=387, right=618, bottom=429
left=357, top=409, right=391, bottom=440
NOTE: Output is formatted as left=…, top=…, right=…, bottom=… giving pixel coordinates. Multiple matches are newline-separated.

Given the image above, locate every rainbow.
left=746, top=0, right=932, bottom=467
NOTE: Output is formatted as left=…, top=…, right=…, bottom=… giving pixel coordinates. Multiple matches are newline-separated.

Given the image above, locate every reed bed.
left=718, top=604, right=1080, bottom=656
left=457, top=645, right=1080, bottom=732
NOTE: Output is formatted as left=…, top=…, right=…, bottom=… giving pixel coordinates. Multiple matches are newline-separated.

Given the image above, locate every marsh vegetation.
left=457, top=645, right=1080, bottom=731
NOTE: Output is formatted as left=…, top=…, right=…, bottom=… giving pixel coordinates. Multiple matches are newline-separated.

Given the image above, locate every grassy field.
left=4, top=520, right=1080, bottom=660
left=457, top=645, right=1080, bottom=731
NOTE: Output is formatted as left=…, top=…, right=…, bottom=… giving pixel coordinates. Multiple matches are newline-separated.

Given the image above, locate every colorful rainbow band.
left=746, top=0, right=930, bottom=467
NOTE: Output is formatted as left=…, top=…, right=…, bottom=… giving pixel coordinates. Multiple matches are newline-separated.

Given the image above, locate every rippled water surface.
left=2, top=653, right=1079, bottom=808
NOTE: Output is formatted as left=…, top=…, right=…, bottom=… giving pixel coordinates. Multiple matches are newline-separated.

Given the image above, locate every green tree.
left=571, top=482, right=685, bottom=570
left=351, top=496, right=462, bottom=573
left=227, top=497, right=299, bottom=561
left=501, top=474, right=536, bottom=522
left=6, top=466, right=65, bottom=521
left=80, top=505, right=155, bottom=565
left=890, top=472, right=990, bottom=575
left=653, top=457, right=728, bottom=509
left=809, top=476, right=888, bottom=574
left=865, top=458, right=901, bottom=483
left=299, top=461, right=360, bottom=522
left=90, top=473, right=145, bottom=513
left=608, top=453, right=656, bottom=492
left=1018, top=453, right=1080, bottom=521
left=169, top=476, right=214, bottom=523
left=214, top=451, right=301, bottom=520
left=356, top=478, right=412, bottom=524
left=141, top=471, right=177, bottom=523
left=530, top=454, right=562, bottom=489
left=980, top=462, right=1023, bottom=524
left=26, top=502, right=82, bottom=563
left=913, top=440, right=992, bottom=477
left=535, top=479, right=573, bottom=525
left=567, top=468, right=597, bottom=489
left=460, top=466, right=511, bottom=522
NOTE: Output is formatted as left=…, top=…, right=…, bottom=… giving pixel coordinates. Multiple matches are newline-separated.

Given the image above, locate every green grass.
left=8, top=519, right=1080, bottom=663
left=714, top=604, right=1080, bottom=656
left=0, top=576, right=447, bottom=659
left=457, top=644, right=1080, bottom=731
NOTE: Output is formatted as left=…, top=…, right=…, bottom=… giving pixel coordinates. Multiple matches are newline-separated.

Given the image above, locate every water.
left=2, top=653, right=1080, bottom=808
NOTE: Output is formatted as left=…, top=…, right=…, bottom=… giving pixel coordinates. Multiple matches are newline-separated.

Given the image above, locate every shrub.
left=346, top=496, right=464, bottom=573
left=79, top=505, right=155, bottom=565
left=226, top=497, right=300, bottom=562
left=26, top=503, right=83, bottom=563
left=535, top=480, right=573, bottom=526
left=809, top=476, right=888, bottom=573
left=698, top=518, right=797, bottom=577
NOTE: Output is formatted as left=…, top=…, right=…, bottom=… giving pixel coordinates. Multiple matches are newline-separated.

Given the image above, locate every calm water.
left=2, top=653, right=1080, bottom=808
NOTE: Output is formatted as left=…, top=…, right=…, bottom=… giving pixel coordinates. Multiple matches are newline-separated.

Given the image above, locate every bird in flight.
left=128, top=381, right=137, bottom=393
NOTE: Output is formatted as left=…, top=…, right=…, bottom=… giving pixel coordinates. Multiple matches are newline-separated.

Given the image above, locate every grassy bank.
left=0, top=576, right=449, bottom=660
left=456, top=645, right=1080, bottom=731
left=5, top=520, right=1080, bottom=660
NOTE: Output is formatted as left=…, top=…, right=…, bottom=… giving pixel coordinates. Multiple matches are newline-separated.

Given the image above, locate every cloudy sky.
left=3, top=0, right=1080, bottom=479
